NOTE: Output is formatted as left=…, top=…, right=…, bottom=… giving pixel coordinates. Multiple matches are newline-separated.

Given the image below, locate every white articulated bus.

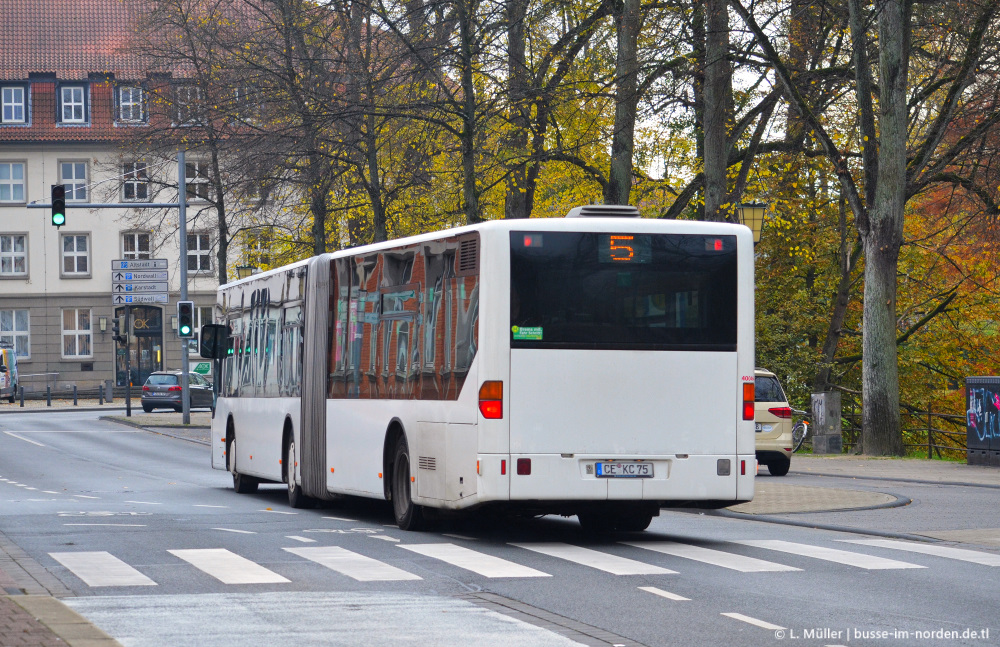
left=204, top=205, right=756, bottom=531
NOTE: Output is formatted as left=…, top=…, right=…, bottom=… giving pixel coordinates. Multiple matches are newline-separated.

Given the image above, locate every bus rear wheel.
left=286, top=440, right=312, bottom=508
left=391, top=437, right=424, bottom=531
left=230, top=437, right=259, bottom=494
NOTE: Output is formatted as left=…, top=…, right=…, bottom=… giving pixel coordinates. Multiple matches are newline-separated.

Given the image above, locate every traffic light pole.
left=30, top=151, right=193, bottom=424
left=178, top=152, right=190, bottom=425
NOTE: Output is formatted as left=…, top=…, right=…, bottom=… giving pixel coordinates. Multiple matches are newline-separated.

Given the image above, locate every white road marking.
left=623, top=541, right=800, bottom=572
left=212, top=528, right=256, bottom=534
left=43, top=491, right=60, bottom=494
left=841, top=539, right=1000, bottom=566
left=399, top=543, right=550, bottom=578
left=369, top=535, right=400, bottom=543
left=63, top=523, right=146, bottom=527
left=3, top=431, right=45, bottom=447
left=125, top=501, right=161, bottom=505
left=735, top=540, right=925, bottom=570
left=285, top=546, right=421, bottom=581
left=442, top=534, right=478, bottom=541
left=638, top=586, right=690, bottom=601
left=193, top=504, right=228, bottom=508
left=322, top=516, right=358, bottom=522
left=169, top=549, right=290, bottom=584
left=72, top=494, right=100, bottom=499
left=261, top=509, right=297, bottom=515
left=49, top=551, right=156, bottom=587
left=721, top=612, right=784, bottom=630
left=285, top=536, right=316, bottom=543
left=512, top=543, right=676, bottom=575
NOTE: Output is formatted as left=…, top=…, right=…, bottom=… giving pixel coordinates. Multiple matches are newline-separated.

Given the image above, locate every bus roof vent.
left=566, top=205, right=640, bottom=218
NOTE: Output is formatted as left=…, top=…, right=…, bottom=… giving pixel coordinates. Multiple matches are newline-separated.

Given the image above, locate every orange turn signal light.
left=479, top=381, right=503, bottom=419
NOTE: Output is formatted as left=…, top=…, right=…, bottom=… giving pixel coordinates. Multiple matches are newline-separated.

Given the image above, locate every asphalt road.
left=1, top=410, right=997, bottom=647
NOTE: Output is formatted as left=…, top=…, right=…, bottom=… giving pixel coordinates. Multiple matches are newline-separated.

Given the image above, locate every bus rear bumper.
left=477, top=453, right=752, bottom=504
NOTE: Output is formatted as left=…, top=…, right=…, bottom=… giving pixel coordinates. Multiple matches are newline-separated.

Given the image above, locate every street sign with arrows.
left=111, top=259, right=169, bottom=305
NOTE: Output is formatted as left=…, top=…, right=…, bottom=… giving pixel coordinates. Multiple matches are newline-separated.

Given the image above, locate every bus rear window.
left=510, top=231, right=737, bottom=351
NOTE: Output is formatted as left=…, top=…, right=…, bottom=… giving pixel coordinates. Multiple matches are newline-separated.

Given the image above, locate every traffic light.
left=51, top=185, right=66, bottom=228
left=177, top=301, right=195, bottom=338
left=112, top=317, right=127, bottom=345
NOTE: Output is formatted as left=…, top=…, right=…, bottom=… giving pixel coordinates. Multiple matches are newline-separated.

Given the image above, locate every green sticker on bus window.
left=512, top=326, right=543, bottom=341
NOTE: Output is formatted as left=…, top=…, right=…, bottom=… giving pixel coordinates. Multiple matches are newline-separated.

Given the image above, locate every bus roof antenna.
left=566, top=205, right=640, bottom=218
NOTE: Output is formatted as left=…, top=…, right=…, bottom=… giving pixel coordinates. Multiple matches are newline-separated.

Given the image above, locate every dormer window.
left=117, top=85, right=146, bottom=123
left=58, top=84, right=88, bottom=124
left=1, top=85, right=28, bottom=124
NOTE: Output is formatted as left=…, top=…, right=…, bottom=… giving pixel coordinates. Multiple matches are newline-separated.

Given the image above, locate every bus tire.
left=391, top=436, right=424, bottom=531
left=768, top=458, right=790, bottom=477
left=286, top=440, right=311, bottom=509
left=614, top=507, right=655, bottom=532
left=230, top=438, right=259, bottom=494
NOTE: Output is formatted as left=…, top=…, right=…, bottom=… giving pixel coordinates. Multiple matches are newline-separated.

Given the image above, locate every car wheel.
left=142, top=405, right=153, bottom=413
left=391, top=436, right=423, bottom=530
left=768, top=458, right=790, bottom=476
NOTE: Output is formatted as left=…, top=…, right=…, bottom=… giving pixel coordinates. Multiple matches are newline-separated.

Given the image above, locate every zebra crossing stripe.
left=168, top=549, right=290, bottom=584
left=840, top=539, right=1000, bottom=566
left=49, top=551, right=156, bottom=587
left=639, top=586, right=690, bottom=601
left=623, top=541, right=800, bottom=572
left=512, top=543, right=676, bottom=575
left=399, top=543, right=550, bottom=578
left=285, top=546, right=421, bottom=581
left=735, top=540, right=925, bottom=570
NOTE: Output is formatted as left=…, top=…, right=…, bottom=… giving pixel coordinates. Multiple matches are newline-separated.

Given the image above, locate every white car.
left=754, top=368, right=793, bottom=476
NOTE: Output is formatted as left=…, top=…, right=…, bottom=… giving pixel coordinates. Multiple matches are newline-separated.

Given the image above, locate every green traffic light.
left=179, top=325, right=192, bottom=336
left=52, top=212, right=66, bottom=226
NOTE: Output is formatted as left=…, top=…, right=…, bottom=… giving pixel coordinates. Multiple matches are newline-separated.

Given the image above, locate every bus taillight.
left=479, top=381, right=503, bottom=419
left=742, top=382, right=754, bottom=420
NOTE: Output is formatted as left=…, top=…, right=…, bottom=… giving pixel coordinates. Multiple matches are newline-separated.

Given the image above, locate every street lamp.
left=235, top=265, right=255, bottom=280
left=737, top=202, right=767, bottom=245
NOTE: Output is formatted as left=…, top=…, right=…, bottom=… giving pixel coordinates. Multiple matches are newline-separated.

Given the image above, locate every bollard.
left=73, top=385, right=78, bottom=406
left=105, top=380, right=114, bottom=403
left=46, top=386, right=52, bottom=406
left=98, top=388, right=104, bottom=405
left=19, top=386, right=24, bottom=407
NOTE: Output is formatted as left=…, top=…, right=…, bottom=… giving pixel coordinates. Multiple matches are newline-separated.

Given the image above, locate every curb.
left=99, top=415, right=210, bottom=431
left=797, top=470, right=1000, bottom=491
left=8, top=595, right=123, bottom=647
left=707, top=506, right=945, bottom=544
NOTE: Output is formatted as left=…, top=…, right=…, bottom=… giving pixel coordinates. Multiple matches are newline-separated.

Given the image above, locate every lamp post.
left=235, top=265, right=255, bottom=280
left=737, top=202, right=767, bottom=245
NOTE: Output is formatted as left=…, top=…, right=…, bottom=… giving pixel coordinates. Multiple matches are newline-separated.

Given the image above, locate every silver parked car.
left=141, top=371, right=214, bottom=413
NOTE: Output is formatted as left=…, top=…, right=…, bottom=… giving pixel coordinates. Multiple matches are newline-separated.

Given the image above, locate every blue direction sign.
left=113, top=294, right=169, bottom=304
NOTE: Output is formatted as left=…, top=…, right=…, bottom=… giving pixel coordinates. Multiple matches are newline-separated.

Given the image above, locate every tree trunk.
left=458, top=0, right=481, bottom=224
left=703, top=0, right=730, bottom=220
left=814, top=195, right=860, bottom=392
left=504, top=0, right=530, bottom=219
left=604, top=0, right=641, bottom=205
left=861, top=0, right=909, bottom=456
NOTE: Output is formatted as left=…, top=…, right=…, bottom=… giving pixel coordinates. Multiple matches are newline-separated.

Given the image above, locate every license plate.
left=595, top=461, right=653, bottom=478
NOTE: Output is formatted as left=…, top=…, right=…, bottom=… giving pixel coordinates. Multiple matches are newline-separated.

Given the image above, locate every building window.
left=0, top=163, right=25, bottom=203
left=175, top=85, right=202, bottom=125
left=185, top=161, right=211, bottom=201
left=118, top=86, right=145, bottom=123
left=0, top=234, right=27, bottom=276
left=62, top=234, right=90, bottom=276
left=244, top=228, right=272, bottom=268
left=62, top=308, right=92, bottom=358
left=122, top=232, right=151, bottom=260
left=0, top=309, right=30, bottom=358
left=61, top=162, right=88, bottom=201
left=1, top=86, right=27, bottom=124
left=187, top=233, right=212, bottom=273
left=123, top=162, right=149, bottom=201
left=58, top=85, right=88, bottom=123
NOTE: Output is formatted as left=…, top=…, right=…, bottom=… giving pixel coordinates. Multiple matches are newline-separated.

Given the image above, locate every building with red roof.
left=1, top=0, right=221, bottom=392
